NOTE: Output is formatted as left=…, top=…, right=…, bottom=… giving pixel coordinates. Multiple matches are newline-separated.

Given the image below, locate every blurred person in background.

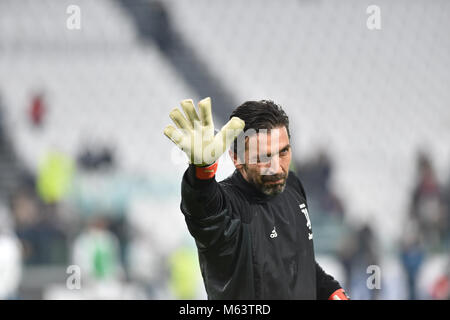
left=168, top=244, right=204, bottom=299
left=28, top=91, right=47, bottom=129
left=400, top=220, right=426, bottom=300
left=77, top=144, right=115, bottom=171
left=37, top=149, right=75, bottom=205
left=296, top=150, right=345, bottom=220
left=296, top=150, right=331, bottom=199
left=443, top=172, right=450, bottom=249
left=72, top=215, right=125, bottom=298
left=430, top=256, right=450, bottom=300
left=11, top=186, right=68, bottom=265
left=72, top=216, right=123, bottom=282
left=11, top=187, right=42, bottom=264
left=0, top=203, right=22, bottom=299
left=338, top=224, right=379, bottom=300
left=410, top=152, right=447, bottom=250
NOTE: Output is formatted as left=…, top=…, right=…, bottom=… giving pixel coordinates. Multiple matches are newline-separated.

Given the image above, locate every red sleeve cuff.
left=195, top=162, right=218, bottom=180
left=328, top=289, right=350, bottom=300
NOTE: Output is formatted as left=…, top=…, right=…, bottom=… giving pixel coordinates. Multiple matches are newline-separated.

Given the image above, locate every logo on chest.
left=270, top=227, right=278, bottom=239
left=300, top=203, right=313, bottom=240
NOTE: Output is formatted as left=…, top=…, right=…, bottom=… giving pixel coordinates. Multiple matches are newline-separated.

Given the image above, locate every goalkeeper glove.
left=163, top=97, right=245, bottom=175
left=328, top=289, right=350, bottom=300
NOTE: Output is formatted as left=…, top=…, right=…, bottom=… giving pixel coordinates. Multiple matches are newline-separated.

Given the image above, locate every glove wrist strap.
left=195, top=162, right=218, bottom=180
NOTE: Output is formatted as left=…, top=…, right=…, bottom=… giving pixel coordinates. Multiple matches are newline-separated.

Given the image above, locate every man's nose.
left=261, top=155, right=282, bottom=176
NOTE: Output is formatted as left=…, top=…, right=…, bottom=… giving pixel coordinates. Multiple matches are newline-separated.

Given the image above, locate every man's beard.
left=244, top=166, right=289, bottom=196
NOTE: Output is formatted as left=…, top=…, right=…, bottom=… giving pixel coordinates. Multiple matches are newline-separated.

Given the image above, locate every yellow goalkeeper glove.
left=163, top=97, right=245, bottom=167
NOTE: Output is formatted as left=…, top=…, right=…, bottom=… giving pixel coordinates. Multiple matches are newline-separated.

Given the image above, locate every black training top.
left=180, top=164, right=342, bottom=299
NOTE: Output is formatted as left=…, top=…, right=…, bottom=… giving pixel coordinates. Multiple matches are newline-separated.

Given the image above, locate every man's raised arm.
left=163, top=97, right=245, bottom=218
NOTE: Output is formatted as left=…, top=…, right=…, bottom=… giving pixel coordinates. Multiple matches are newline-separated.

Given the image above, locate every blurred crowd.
left=295, top=148, right=450, bottom=300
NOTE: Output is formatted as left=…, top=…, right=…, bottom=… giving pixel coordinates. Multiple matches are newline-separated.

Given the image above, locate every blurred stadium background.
left=0, top=0, right=449, bottom=299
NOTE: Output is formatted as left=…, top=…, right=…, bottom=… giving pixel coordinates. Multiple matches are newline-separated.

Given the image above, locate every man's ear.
left=229, top=149, right=243, bottom=169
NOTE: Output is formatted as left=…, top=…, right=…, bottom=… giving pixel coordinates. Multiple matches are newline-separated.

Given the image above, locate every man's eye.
left=257, top=156, right=271, bottom=163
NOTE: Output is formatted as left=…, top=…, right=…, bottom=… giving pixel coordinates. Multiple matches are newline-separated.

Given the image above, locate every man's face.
left=232, top=126, right=292, bottom=196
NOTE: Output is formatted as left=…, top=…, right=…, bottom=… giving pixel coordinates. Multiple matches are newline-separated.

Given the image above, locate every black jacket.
left=180, top=165, right=342, bottom=299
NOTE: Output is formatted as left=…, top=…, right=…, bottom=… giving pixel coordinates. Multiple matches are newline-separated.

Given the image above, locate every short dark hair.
left=230, top=100, right=290, bottom=156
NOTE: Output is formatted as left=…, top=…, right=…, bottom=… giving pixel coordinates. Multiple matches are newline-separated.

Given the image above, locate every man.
left=164, top=97, right=349, bottom=300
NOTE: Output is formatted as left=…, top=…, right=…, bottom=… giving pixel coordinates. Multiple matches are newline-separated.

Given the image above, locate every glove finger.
left=212, top=117, right=245, bottom=154
left=163, top=125, right=185, bottom=148
left=180, top=99, right=200, bottom=128
left=169, top=108, right=192, bottom=130
left=198, top=97, right=214, bottom=129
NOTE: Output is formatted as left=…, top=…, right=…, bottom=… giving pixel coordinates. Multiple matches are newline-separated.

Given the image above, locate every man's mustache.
left=261, top=174, right=287, bottom=182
